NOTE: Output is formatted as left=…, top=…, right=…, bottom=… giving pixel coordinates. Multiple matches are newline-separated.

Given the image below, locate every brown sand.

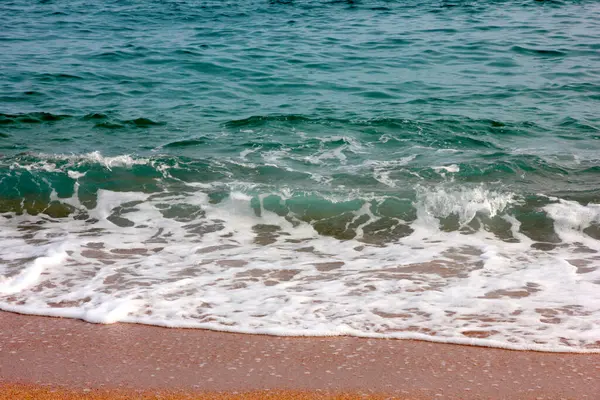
left=0, top=311, right=598, bottom=399
left=0, top=385, right=397, bottom=400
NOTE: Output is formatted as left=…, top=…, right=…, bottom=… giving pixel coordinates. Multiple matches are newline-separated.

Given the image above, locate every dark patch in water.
left=511, top=45, right=566, bottom=57
left=0, top=112, right=70, bottom=124
left=163, top=137, right=208, bottom=148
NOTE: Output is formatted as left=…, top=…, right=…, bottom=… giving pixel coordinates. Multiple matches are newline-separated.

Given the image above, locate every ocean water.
left=1, top=0, right=600, bottom=352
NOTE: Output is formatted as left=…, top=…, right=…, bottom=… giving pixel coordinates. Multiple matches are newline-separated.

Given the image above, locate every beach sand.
left=0, top=311, right=598, bottom=399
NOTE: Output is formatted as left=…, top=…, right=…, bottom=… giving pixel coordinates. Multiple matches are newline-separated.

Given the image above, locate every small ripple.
left=0, top=112, right=70, bottom=124
left=511, top=45, right=566, bottom=57
left=124, top=118, right=164, bottom=127
left=163, top=138, right=209, bottom=148
left=359, top=90, right=397, bottom=99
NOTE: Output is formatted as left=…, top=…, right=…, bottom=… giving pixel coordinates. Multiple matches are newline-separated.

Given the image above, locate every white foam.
left=361, top=156, right=416, bottom=188
left=67, top=170, right=86, bottom=179
left=240, top=147, right=260, bottom=160
left=80, top=151, right=149, bottom=169
left=0, top=249, right=67, bottom=295
left=13, top=151, right=151, bottom=171
left=0, top=177, right=599, bottom=353
left=433, top=164, right=460, bottom=173
left=416, top=185, right=514, bottom=226
left=544, top=200, right=600, bottom=247
left=301, top=135, right=366, bottom=165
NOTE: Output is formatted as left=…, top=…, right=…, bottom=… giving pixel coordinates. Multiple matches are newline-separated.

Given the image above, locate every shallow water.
left=1, top=0, right=600, bottom=352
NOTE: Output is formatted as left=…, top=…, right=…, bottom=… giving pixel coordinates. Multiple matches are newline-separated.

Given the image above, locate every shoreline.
left=0, top=311, right=598, bottom=399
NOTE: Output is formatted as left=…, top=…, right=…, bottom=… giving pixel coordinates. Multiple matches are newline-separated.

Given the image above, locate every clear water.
left=1, top=0, right=600, bottom=352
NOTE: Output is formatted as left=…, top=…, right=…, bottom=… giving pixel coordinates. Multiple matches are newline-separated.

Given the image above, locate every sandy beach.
left=4, top=0, right=600, bottom=398
left=0, top=311, right=598, bottom=399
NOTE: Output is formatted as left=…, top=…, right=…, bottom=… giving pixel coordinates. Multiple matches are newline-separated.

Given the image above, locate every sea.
left=1, top=0, right=600, bottom=353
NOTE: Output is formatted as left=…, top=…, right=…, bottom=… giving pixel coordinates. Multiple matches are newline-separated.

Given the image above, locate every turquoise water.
left=1, top=1, right=600, bottom=351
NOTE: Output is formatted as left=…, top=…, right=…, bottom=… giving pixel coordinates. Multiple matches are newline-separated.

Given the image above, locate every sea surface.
left=1, top=0, right=600, bottom=352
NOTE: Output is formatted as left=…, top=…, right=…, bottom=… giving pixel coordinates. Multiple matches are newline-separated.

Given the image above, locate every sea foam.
left=1, top=165, right=599, bottom=353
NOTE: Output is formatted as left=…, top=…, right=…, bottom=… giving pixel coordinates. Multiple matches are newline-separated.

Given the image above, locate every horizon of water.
left=1, top=0, right=600, bottom=352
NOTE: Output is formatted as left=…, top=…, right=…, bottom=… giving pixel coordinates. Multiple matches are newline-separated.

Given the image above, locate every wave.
left=0, top=112, right=165, bottom=129
left=0, top=151, right=595, bottom=245
left=0, top=112, right=70, bottom=124
left=223, top=114, right=532, bottom=131
left=0, top=161, right=599, bottom=351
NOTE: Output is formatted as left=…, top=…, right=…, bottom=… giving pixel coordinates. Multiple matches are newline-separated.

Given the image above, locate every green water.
left=2, top=1, right=600, bottom=212
left=1, top=0, right=600, bottom=350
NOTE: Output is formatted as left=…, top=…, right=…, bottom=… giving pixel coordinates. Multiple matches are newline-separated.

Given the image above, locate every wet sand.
left=0, top=311, right=598, bottom=399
